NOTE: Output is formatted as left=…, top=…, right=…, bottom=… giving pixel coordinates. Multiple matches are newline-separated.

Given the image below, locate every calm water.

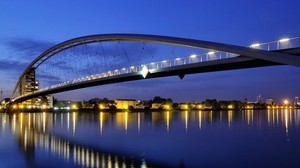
left=1, top=109, right=300, bottom=168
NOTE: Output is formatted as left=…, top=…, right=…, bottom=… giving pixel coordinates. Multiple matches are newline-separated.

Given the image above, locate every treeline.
left=54, top=96, right=266, bottom=111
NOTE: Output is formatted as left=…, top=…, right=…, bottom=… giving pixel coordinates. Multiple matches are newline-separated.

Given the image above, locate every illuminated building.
left=151, top=103, right=162, bottom=109
left=35, top=95, right=54, bottom=108
left=18, top=68, right=39, bottom=106
left=295, top=97, right=300, bottom=106
left=266, top=99, right=274, bottom=105
left=115, top=99, right=139, bottom=110
left=179, top=103, right=189, bottom=110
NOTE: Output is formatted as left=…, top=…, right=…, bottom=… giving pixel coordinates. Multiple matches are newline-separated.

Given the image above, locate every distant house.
left=266, top=99, right=274, bottom=105
left=115, top=99, right=145, bottom=110
left=115, top=99, right=136, bottom=109
left=151, top=103, right=162, bottom=109
left=190, top=102, right=203, bottom=110
left=295, top=97, right=300, bottom=106
left=179, top=103, right=189, bottom=110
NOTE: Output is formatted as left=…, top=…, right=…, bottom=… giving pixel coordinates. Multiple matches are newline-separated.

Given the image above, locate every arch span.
left=13, top=34, right=300, bottom=98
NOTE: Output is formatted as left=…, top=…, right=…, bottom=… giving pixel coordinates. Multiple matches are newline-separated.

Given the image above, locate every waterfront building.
left=266, top=99, right=274, bottom=105
left=179, top=103, right=189, bottom=110
left=151, top=103, right=162, bottom=109
left=295, top=97, right=300, bottom=106
left=115, top=99, right=145, bottom=110
left=33, top=95, right=54, bottom=109
left=18, top=68, right=39, bottom=106
left=190, top=102, right=203, bottom=110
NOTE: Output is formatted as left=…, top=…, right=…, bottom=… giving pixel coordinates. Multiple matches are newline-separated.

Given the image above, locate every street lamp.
left=250, top=43, right=260, bottom=48
left=279, top=38, right=290, bottom=42
left=278, top=38, right=290, bottom=49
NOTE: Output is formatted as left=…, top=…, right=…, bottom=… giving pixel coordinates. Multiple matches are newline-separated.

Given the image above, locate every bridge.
left=8, top=34, right=300, bottom=106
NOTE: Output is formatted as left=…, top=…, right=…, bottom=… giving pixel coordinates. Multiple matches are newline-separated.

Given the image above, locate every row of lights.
left=41, top=50, right=223, bottom=91
left=250, top=37, right=292, bottom=48
left=12, top=104, right=49, bottom=109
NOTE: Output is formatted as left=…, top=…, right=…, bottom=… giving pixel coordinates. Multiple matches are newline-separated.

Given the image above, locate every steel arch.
left=12, top=34, right=300, bottom=97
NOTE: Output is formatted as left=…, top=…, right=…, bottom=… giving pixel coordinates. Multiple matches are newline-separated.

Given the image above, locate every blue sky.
left=1, top=0, right=300, bottom=103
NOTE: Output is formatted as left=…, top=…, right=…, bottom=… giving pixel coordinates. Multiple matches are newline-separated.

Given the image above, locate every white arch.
left=13, top=34, right=300, bottom=97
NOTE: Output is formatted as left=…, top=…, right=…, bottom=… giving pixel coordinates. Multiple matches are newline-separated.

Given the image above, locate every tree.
left=166, top=98, right=173, bottom=105
left=203, top=99, right=220, bottom=110
left=152, top=96, right=166, bottom=104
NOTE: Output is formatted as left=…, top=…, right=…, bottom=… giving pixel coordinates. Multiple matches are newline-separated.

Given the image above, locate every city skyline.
left=1, top=0, right=300, bottom=103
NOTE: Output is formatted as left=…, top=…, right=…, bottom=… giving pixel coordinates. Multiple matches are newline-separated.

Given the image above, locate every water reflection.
left=0, top=112, right=156, bottom=168
left=1, top=109, right=300, bottom=167
left=2, top=109, right=300, bottom=136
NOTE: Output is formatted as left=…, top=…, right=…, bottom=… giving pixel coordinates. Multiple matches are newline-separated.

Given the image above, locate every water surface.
left=1, top=109, right=300, bottom=167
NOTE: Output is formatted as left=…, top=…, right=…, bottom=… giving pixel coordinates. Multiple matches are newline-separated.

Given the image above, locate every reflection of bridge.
left=10, top=34, right=300, bottom=104
left=0, top=110, right=299, bottom=166
left=1, top=113, right=153, bottom=167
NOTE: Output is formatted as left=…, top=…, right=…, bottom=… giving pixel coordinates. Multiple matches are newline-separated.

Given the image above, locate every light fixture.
left=279, top=38, right=290, bottom=42
left=250, top=43, right=260, bottom=48
left=190, top=54, right=197, bottom=58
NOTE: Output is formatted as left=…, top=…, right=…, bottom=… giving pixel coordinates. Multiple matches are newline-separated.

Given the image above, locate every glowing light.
left=190, top=54, right=197, bottom=58
left=228, top=104, right=234, bottom=109
left=250, top=43, right=260, bottom=48
left=283, top=99, right=289, bottom=105
left=208, top=51, right=215, bottom=55
left=13, top=104, right=17, bottom=109
left=279, top=38, right=290, bottom=42
left=175, top=58, right=181, bottom=60
left=42, top=104, right=47, bottom=109
left=141, top=66, right=149, bottom=78
left=162, top=60, right=167, bottom=63
left=72, top=104, right=77, bottom=109
left=130, top=66, right=135, bottom=69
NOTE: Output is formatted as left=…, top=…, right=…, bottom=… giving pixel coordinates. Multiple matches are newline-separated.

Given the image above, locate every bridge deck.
left=12, top=47, right=300, bottom=104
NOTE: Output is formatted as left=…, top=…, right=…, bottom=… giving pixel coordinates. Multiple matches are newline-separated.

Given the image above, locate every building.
left=18, top=68, right=39, bottom=106
left=115, top=99, right=145, bottom=110
left=295, top=97, right=300, bottom=106
left=266, top=99, right=274, bottom=105
left=151, top=103, right=162, bottom=109
left=179, top=103, right=189, bottom=110
left=35, top=95, right=54, bottom=108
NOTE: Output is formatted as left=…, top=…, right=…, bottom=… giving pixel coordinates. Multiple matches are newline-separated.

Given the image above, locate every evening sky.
left=0, top=0, right=300, bottom=103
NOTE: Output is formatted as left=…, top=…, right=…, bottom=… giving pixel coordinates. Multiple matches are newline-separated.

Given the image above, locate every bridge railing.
left=38, top=51, right=239, bottom=92
left=249, top=37, right=300, bottom=51
left=141, top=52, right=239, bottom=70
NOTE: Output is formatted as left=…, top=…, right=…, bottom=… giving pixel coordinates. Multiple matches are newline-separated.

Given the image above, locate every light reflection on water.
left=1, top=109, right=300, bottom=167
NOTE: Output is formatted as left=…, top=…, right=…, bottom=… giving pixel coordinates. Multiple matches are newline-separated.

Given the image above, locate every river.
left=1, top=109, right=300, bottom=167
